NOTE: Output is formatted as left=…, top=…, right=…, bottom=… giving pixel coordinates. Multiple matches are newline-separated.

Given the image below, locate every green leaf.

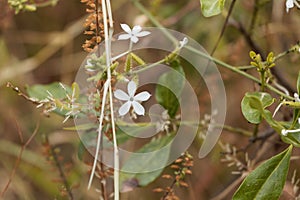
left=77, top=122, right=156, bottom=161
left=200, top=0, right=226, bottom=17
left=120, top=134, right=174, bottom=191
left=241, top=92, right=275, bottom=124
left=281, top=132, right=300, bottom=147
left=280, top=122, right=300, bottom=147
left=233, top=145, right=293, bottom=200
left=261, top=110, right=283, bottom=133
left=116, top=123, right=156, bottom=138
left=26, top=82, right=72, bottom=116
left=297, top=71, right=300, bottom=94
left=155, top=60, right=185, bottom=118
left=71, top=82, right=80, bottom=100
left=292, top=109, right=300, bottom=128
left=64, top=123, right=95, bottom=131
left=26, top=82, right=71, bottom=101
left=77, top=140, right=86, bottom=161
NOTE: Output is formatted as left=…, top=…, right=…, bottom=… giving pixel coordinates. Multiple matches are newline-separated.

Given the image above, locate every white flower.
left=281, top=126, right=300, bottom=136
left=285, top=0, right=300, bottom=12
left=114, top=81, right=151, bottom=116
left=294, top=93, right=300, bottom=102
left=281, top=116, right=300, bottom=136
left=179, top=37, right=188, bottom=48
left=286, top=0, right=294, bottom=12
left=273, top=92, right=300, bottom=117
left=118, top=24, right=150, bottom=43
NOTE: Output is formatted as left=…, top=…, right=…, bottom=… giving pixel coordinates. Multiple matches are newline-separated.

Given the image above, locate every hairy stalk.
left=47, top=137, right=74, bottom=200
left=162, top=179, right=177, bottom=200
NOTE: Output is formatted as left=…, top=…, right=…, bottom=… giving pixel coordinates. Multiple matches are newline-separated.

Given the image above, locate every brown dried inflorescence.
left=81, top=0, right=104, bottom=52
left=153, top=152, right=194, bottom=200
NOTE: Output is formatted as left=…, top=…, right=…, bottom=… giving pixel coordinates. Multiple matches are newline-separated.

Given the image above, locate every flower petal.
left=127, top=81, right=137, bottom=97
left=179, top=37, right=188, bottom=48
left=120, top=23, right=131, bottom=33
left=86, top=59, right=92, bottom=66
left=118, top=34, right=131, bottom=40
left=286, top=0, right=294, bottom=12
left=132, top=25, right=142, bottom=34
left=136, top=31, right=151, bottom=37
left=119, top=101, right=132, bottom=116
left=132, top=101, right=145, bottom=115
left=130, top=36, right=139, bottom=43
left=114, top=89, right=130, bottom=101
left=134, top=91, right=151, bottom=101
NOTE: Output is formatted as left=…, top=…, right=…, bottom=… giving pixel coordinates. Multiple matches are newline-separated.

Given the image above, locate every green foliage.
left=8, top=0, right=36, bottom=14
left=199, top=0, right=226, bottom=17
left=241, top=92, right=275, bottom=124
left=281, top=130, right=300, bottom=147
left=155, top=60, right=185, bottom=118
left=120, top=134, right=174, bottom=189
left=8, top=0, right=59, bottom=14
left=26, top=82, right=81, bottom=117
left=26, top=82, right=71, bottom=101
left=297, top=72, right=300, bottom=94
left=233, top=145, right=293, bottom=200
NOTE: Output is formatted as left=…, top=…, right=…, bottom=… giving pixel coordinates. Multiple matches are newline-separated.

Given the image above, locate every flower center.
left=129, top=97, right=134, bottom=102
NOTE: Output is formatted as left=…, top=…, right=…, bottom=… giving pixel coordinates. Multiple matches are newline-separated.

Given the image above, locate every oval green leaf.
left=241, top=92, right=275, bottom=124
left=233, top=145, right=293, bottom=200
left=120, top=134, right=174, bottom=191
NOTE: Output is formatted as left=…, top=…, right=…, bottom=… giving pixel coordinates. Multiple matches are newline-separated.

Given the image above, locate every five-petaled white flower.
left=118, top=24, right=151, bottom=43
left=114, top=81, right=151, bottom=116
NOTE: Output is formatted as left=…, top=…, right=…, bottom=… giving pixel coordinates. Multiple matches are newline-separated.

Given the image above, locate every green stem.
left=131, top=58, right=165, bottom=74
left=253, top=124, right=259, bottom=138
left=260, top=71, right=265, bottom=92
left=218, top=124, right=253, bottom=137
left=131, top=0, right=293, bottom=100
left=32, top=0, right=58, bottom=7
